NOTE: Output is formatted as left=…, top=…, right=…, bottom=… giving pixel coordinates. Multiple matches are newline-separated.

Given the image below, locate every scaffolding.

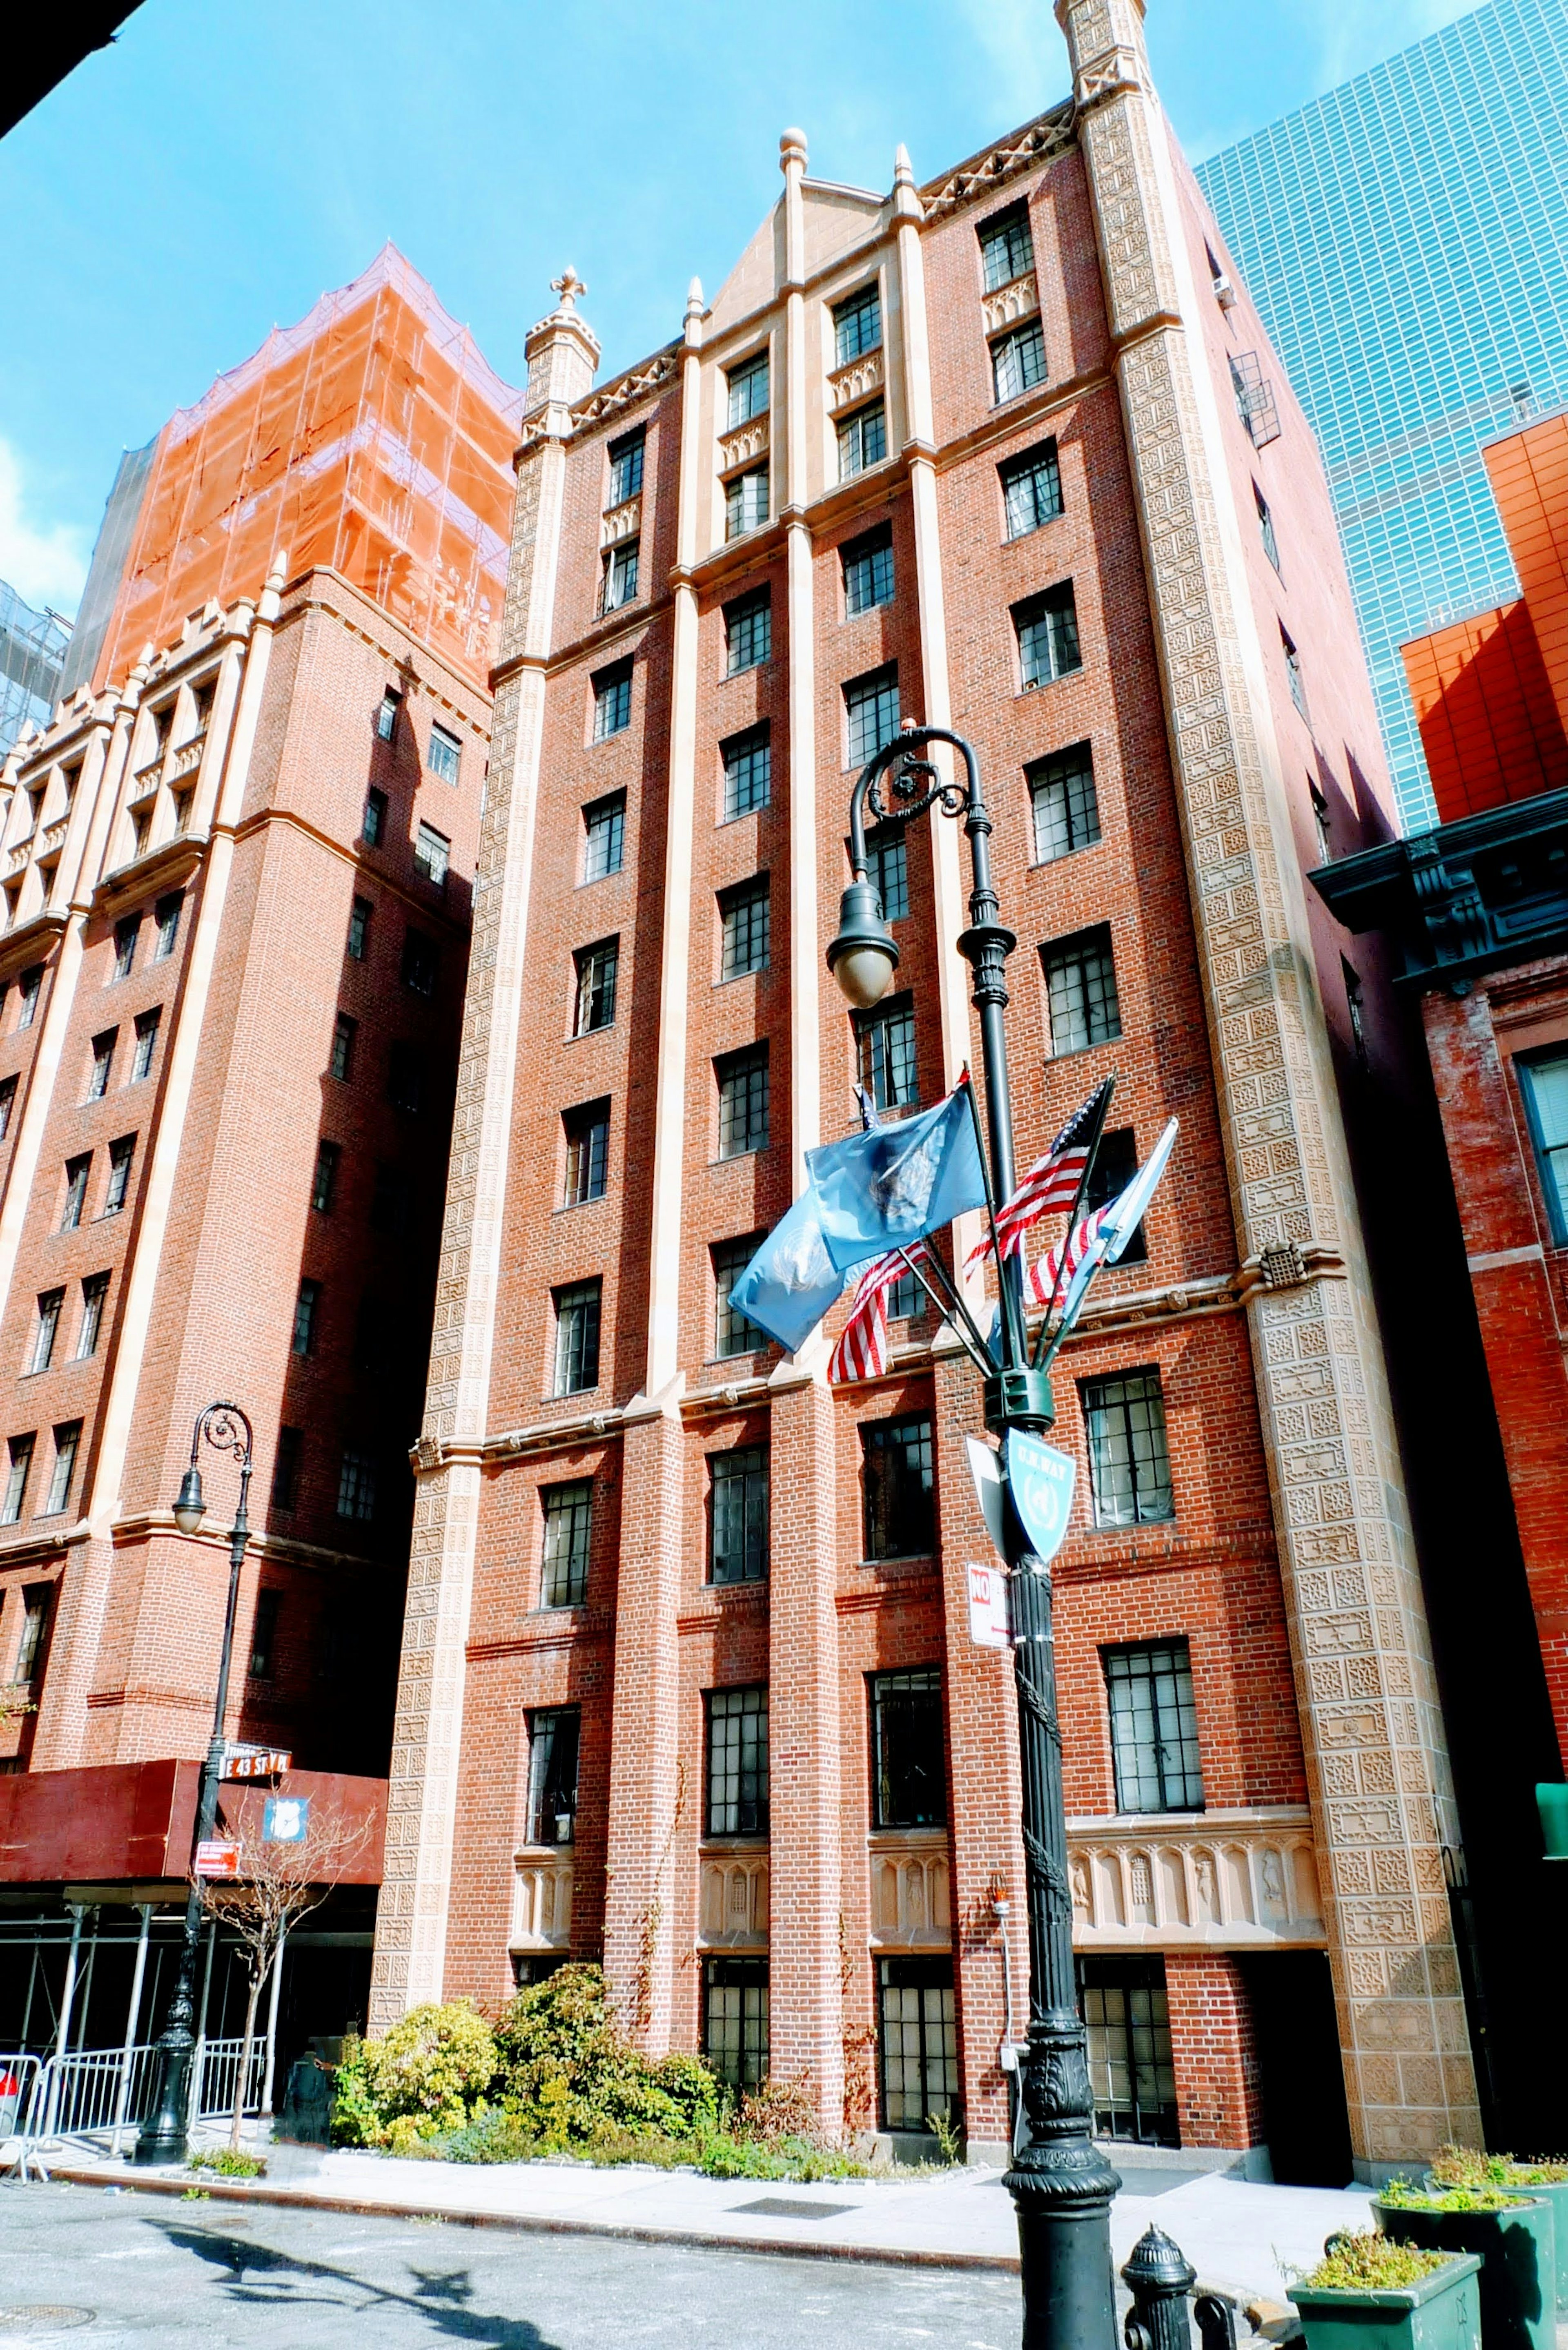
left=0, top=581, right=71, bottom=758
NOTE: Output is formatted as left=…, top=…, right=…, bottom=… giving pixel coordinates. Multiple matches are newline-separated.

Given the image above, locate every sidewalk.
left=48, top=2136, right=1375, bottom=2317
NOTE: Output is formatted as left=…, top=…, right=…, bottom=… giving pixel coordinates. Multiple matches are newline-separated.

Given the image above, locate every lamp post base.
left=133, top=2033, right=195, bottom=2165
left=1004, top=2012, right=1122, bottom=2350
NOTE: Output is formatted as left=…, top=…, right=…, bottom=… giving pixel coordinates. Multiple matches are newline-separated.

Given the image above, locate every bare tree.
left=193, top=1800, right=373, bottom=2152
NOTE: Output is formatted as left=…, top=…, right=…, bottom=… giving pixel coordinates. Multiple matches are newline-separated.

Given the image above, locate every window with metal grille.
left=347, top=897, right=371, bottom=961
left=717, top=1046, right=769, bottom=1158
left=60, top=1157, right=89, bottom=1233
left=112, top=918, right=140, bottom=981
left=582, top=793, right=625, bottom=881
left=842, top=524, right=894, bottom=615
left=712, top=1236, right=764, bottom=1359
left=16, top=968, right=41, bottom=1029
left=865, top=827, right=908, bottom=923
left=87, top=1031, right=115, bottom=1100
left=249, top=1586, right=281, bottom=1678
left=870, top=1667, right=945, bottom=1828
left=74, top=1275, right=107, bottom=1360
left=573, top=939, right=619, bottom=1035
left=414, top=823, right=450, bottom=887
left=1084, top=1127, right=1145, bottom=1264
left=1081, top=1368, right=1174, bottom=1525
left=704, top=1957, right=768, bottom=2089
left=1028, top=743, right=1100, bottom=863
left=362, top=789, right=387, bottom=847
left=401, top=928, right=438, bottom=996
left=1041, top=926, right=1120, bottom=1055
left=1102, top=1639, right=1203, bottom=1813
left=292, top=1278, right=320, bottom=1358
left=878, top=1958, right=958, bottom=2131
left=1016, top=583, right=1081, bottom=689
left=271, top=1427, right=302, bottom=1511
left=844, top=666, right=900, bottom=767
left=0, top=1076, right=16, bottom=1138
left=332, top=1013, right=357, bottom=1082
left=27, top=1292, right=62, bottom=1376
left=541, top=1483, right=591, bottom=1608
left=833, top=282, right=881, bottom=366
left=526, top=1706, right=580, bottom=1843
left=710, top=1445, right=768, bottom=1586
left=727, top=349, right=769, bottom=428
left=1255, top=483, right=1280, bottom=570
left=388, top=1043, right=425, bottom=1113
left=311, top=1140, right=340, bottom=1214
left=722, top=725, right=771, bottom=820
left=725, top=466, right=769, bottom=540
left=1281, top=625, right=1308, bottom=721
left=592, top=662, right=633, bottom=740
left=103, top=1135, right=135, bottom=1215
left=1, top=1441, right=34, bottom=1529
left=992, top=319, right=1047, bottom=403
left=428, top=724, right=461, bottom=785
left=1080, top=1958, right=1179, bottom=2145
left=552, top=1280, right=601, bottom=1395
left=862, top=1414, right=935, bottom=1559
left=724, top=589, right=771, bottom=675
left=129, top=1009, right=159, bottom=1084
left=562, top=1099, right=610, bottom=1205
left=13, top=1579, right=49, bottom=1672
left=601, top=537, right=639, bottom=613
left=837, top=399, right=886, bottom=480
left=706, top=1684, right=768, bottom=1835
left=857, top=994, right=918, bottom=1112
left=42, top=1422, right=80, bottom=1518
left=979, top=203, right=1034, bottom=291
left=607, top=428, right=645, bottom=506
left=376, top=690, right=399, bottom=742
left=337, top=1448, right=377, bottom=1522
left=1520, top=1049, right=1568, bottom=1246
left=719, top=877, right=770, bottom=979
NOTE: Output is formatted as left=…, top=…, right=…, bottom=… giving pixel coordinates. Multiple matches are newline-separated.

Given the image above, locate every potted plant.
left=1376, top=2181, right=1554, bottom=2350
left=1287, top=2232, right=1480, bottom=2350
left=1428, top=2149, right=1568, bottom=2324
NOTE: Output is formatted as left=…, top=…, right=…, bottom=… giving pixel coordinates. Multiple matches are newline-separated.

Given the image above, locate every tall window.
left=362, top=789, right=388, bottom=848
left=862, top=1414, right=935, bottom=1559
left=1029, top=742, right=1100, bottom=863
left=131, top=1008, right=160, bottom=1081
left=16, top=968, right=42, bottom=1029
left=1082, top=1958, right=1178, bottom=2146
left=401, top=929, right=438, bottom=996
left=249, top=1587, right=281, bottom=1678
left=582, top=794, right=626, bottom=882
left=1042, top=926, right=1120, bottom=1055
left=1519, top=1049, right=1568, bottom=1245
left=992, top=319, right=1047, bottom=402
left=526, top=1707, right=580, bottom=1843
left=87, top=1030, right=116, bottom=1100
left=724, top=589, right=771, bottom=675
left=722, top=726, right=771, bottom=821
left=60, top=1157, right=90, bottom=1233
left=552, top=1280, right=601, bottom=1395
left=75, top=1274, right=108, bottom=1360
left=1343, top=956, right=1368, bottom=1067
left=1085, top=1127, right=1146, bottom=1264
left=1081, top=1368, right=1174, bottom=1525
left=541, top=1482, right=592, bottom=1608
left=347, top=896, right=372, bottom=960
left=726, top=349, right=769, bottom=427
left=331, top=1012, right=357, bottom=1081
left=428, top=724, right=462, bottom=786
left=866, top=827, right=908, bottom=922
left=271, top=1427, right=302, bottom=1511
left=336, top=1449, right=377, bottom=1522
left=311, top=1140, right=340, bottom=1214
left=709, top=1445, right=768, bottom=1586
left=833, top=282, right=881, bottom=366
left=112, top=918, right=140, bottom=981
left=376, top=690, right=399, bottom=742
left=870, top=1667, right=945, bottom=1828
left=1103, top=1639, right=1203, bottom=1813
left=607, top=428, right=645, bottom=506
left=837, top=399, right=886, bottom=479
left=0, top=1076, right=16, bottom=1139
left=414, top=823, right=450, bottom=886
left=1016, top=583, right=1081, bottom=689
left=562, top=1099, right=610, bottom=1206
left=153, top=893, right=182, bottom=960
left=725, top=466, right=769, bottom=540
left=1255, top=483, right=1280, bottom=570
left=979, top=202, right=1034, bottom=290
left=842, top=525, right=894, bottom=615
left=0, top=1439, right=33, bottom=1527
left=844, top=666, right=900, bottom=767
left=704, top=1958, right=769, bottom=2090
left=13, top=1580, right=49, bottom=1673
left=28, top=1291, right=62, bottom=1376
left=717, top=1046, right=769, bottom=1159
left=706, top=1684, right=768, bottom=1835
left=1311, top=782, right=1332, bottom=864
left=719, top=877, right=770, bottom=979
left=857, top=994, right=918, bottom=1111
left=103, top=1136, right=135, bottom=1215
left=1281, top=625, right=1308, bottom=720
left=292, top=1279, right=321, bottom=1358
left=712, top=1237, right=764, bottom=1359
left=592, top=662, right=633, bottom=740
left=389, top=1041, right=424, bottom=1115
left=573, top=939, right=619, bottom=1035
left=601, top=537, right=639, bottom=613
left=879, top=1958, right=959, bottom=2132
left=43, top=1422, right=80, bottom=1517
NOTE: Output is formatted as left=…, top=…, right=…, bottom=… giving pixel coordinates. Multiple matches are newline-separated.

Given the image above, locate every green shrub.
left=332, top=2000, right=498, bottom=2149
left=1431, top=2143, right=1568, bottom=2188
left=187, top=2149, right=266, bottom=2178
left=1300, top=2233, right=1454, bottom=2292
left=697, top=2131, right=865, bottom=2182
left=1379, top=2177, right=1531, bottom=2214
left=491, top=1964, right=720, bottom=2149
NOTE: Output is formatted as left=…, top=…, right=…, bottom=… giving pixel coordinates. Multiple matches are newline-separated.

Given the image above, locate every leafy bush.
left=1432, top=2143, right=1568, bottom=2188
left=491, top=1964, right=721, bottom=2148
left=736, top=2077, right=815, bottom=2145
left=1299, top=2233, right=1454, bottom=2292
left=188, top=2149, right=266, bottom=2178
left=697, top=2131, right=864, bottom=2182
left=332, top=2000, right=498, bottom=2148
left=1379, top=2178, right=1531, bottom=2213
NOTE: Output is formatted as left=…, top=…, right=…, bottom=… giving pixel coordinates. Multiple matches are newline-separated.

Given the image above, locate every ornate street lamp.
left=827, top=725, right=1121, bottom=2350
left=134, top=1401, right=254, bottom=2165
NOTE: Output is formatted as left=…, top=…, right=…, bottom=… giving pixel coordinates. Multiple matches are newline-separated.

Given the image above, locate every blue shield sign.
left=263, top=1795, right=309, bottom=1845
left=1005, top=1431, right=1076, bottom=1564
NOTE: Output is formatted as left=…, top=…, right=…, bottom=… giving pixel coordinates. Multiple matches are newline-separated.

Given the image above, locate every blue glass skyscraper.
left=1198, top=0, right=1568, bottom=830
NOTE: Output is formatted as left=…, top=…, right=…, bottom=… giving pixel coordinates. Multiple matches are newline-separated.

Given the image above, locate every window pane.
left=603, top=538, right=639, bottom=612
left=1103, top=1639, right=1204, bottom=1812
left=1017, top=584, right=1081, bottom=689
left=706, top=1685, right=768, bottom=1835
left=713, top=1239, right=764, bottom=1358
left=608, top=430, right=645, bottom=506
left=574, top=940, right=619, bottom=1034
left=858, top=1000, right=918, bottom=1110
left=362, top=790, right=387, bottom=847
left=583, top=794, right=626, bottom=881
left=993, top=319, right=1047, bottom=402
left=526, top=1707, right=580, bottom=1842
left=720, top=881, right=770, bottom=979
left=1082, top=1369, right=1174, bottom=1526
left=563, top=1103, right=610, bottom=1205
left=725, top=467, right=769, bottom=540
left=1085, top=1127, right=1145, bottom=1263
left=845, top=668, right=900, bottom=767
left=1521, top=1052, right=1568, bottom=1242
left=878, top=1959, right=958, bottom=2131
left=704, top=1958, right=769, bottom=2089
left=593, top=664, right=633, bottom=740
left=724, top=591, right=771, bottom=676
left=553, top=1281, right=602, bottom=1395
left=862, top=1415, right=935, bottom=1558
left=336, top=1449, right=377, bottom=1521
left=834, top=283, right=882, bottom=366
left=843, top=528, right=895, bottom=615
left=1081, top=1959, right=1179, bottom=2145
left=871, top=1667, right=945, bottom=1827
left=866, top=829, right=908, bottom=922
left=1029, top=744, right=1100, bottom=862
left=837, top=399, right=886, bottom=479
left=415, top=824, right=450, bottom=885
left=1042, top=928, right=1120, bottom=1054
left=980, top=206, right=1035, bottom=292
left=541, top=1483, right=592, bottom=1607
left=428, top=724, right=461, bottom=785
left=727, top=351, right=770, bottom=428
left=722, top=726, right=771, bottom=820
left=710, top=1445, right=768, bottom=1586
left=717, top=1048, right=769, bottom=1158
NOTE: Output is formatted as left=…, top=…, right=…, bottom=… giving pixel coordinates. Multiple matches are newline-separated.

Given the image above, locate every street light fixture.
left=829, top=724, right=1122, bottom=2350
left=134, top=1400, right=254, bottom=2165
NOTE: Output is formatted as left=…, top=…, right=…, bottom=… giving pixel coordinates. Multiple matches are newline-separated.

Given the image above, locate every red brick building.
left=0, top=249, right=515, bottom=2083
left=373, top=1, right=1482, bottom=2177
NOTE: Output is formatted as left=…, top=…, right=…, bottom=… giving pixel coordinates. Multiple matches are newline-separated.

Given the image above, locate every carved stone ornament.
left=1259, top=1239, right=1307, bottom=1291
left=980, top=272, right=1040, bottom=336
left=409, top=1433, right=443, bottom=1474
left=921, top=103, right=1076, bottom=221
left=570, top=348, right=679, bottom=436
left=599, top=496, right=641, bottom=550
left=718, top=417, right=769, bottom=474
left=828, top=347, right=884, bottom=413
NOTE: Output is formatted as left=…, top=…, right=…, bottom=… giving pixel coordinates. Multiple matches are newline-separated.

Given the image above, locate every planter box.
left=1376, top=2198, right=1554, bottom=2350
left=1288, top=2251, right=1481, bottom=2350
left=1426, top=2176, right=1568, bottom=2321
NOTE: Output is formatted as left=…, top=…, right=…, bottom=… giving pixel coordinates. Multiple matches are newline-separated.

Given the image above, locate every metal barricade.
left=195, top=2036, right=267, bottom=2123
left=27, top=2043, right=159, bottom=2151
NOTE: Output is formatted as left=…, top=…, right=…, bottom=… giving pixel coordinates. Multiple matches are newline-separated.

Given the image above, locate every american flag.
left=828, top=1245, right=928, bottom=1385
left=1024, top=1202, right=1113, bottom=1310
left=966, top=1077, right=1113, bottom=1269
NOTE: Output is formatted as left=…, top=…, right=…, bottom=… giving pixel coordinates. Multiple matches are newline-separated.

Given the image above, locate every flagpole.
left=1031, top=1077, right=1116, bottom=1368
left=892, top=1244, right=994, bottom=1376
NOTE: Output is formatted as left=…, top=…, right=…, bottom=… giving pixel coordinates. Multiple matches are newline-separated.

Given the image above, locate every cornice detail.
left=919, top=103, right=1076, bottom=221
left=827, top=347, right=884, bottom=413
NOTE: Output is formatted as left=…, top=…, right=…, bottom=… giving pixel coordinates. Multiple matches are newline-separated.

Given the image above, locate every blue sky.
left=0, top=0, right=1478, bottom=619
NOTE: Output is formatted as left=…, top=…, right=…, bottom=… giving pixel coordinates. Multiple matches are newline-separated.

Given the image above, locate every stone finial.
left=551, top=266, right=586, bottom=312
left=524, top=268, right=601, bottom=419
left=685, top=276, right=704, bottom=323
left=892, top=139, right=922, bottom=223
left=780, top=127, right=808, bottom=175
left=894, top=143, right=915, bottom=187
left=265, top=548, right=289, bottom=593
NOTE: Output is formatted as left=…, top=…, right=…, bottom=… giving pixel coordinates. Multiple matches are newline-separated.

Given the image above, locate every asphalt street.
left=0, top=2181, right=1027, bottom=2348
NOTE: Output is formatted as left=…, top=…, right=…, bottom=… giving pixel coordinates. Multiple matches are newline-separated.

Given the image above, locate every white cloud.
left=0, top=440, right=89, bottom=618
